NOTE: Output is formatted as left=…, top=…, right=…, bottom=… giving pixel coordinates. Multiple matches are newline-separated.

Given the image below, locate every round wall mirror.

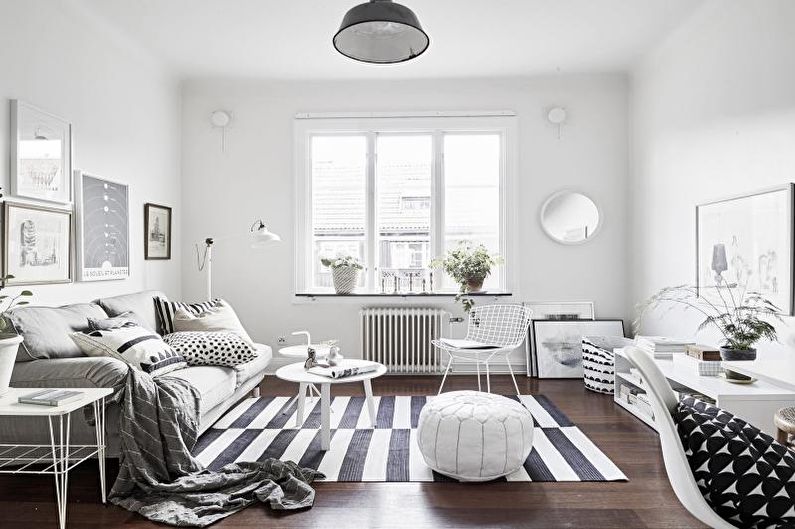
left=540, top=191, right=600, bottom=244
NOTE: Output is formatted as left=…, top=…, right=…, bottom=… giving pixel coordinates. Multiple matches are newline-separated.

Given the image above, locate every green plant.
left=0, top=275, right=32, bottom=335
left=635, top=282, right=782, bottom=350
left=320, top=255, right=363, bottom=270
left=431, top=242, right=502, bottom=312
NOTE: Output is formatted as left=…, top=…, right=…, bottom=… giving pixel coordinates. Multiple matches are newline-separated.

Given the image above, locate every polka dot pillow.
left=164, top=331, right=258, bottom=367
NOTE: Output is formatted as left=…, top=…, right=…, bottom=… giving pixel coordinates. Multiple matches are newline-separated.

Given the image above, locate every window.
left=296, top=115, right=514, bottom=294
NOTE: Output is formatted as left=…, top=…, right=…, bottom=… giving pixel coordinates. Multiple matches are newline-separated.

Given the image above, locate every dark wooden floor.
left=0, top=375, right=707, bottom=529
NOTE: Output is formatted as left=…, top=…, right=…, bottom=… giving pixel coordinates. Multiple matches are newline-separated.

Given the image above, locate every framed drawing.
left=696, top=184, right=794, bottom=315
left=10, top=100, right=72, bottom=204
left=533, top=319, right=624, bottom=379
left=524, top=300, right=595, bottom=377
left=75, top=171, right=129, bottom=281
left=3, top=202, right=72, bottom=285
left=144, top=203, right=172, bottom=260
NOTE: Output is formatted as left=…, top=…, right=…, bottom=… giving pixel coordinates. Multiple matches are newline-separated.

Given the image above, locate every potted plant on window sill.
left=320, top=255, right=364, bottom=295
left=431, top=242, right=502, bottom=312
left=635, top=282, right=782, bottom=380
left=0, top=276, right=33, bottom=397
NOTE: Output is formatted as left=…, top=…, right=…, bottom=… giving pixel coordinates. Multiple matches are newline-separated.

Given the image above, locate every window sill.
left=294, top=291, right=512, bottom=299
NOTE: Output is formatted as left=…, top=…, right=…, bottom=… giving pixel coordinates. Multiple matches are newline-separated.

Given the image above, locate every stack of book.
left=674, top=344, right=723, bottom=376
left=635, top=335, right=695, bottom=359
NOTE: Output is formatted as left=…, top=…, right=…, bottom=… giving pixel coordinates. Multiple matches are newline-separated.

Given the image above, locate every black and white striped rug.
left=194, top=394, right=627, bottom=482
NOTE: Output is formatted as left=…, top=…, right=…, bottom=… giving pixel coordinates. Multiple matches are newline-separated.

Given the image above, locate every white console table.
left=614, top=348, right=795, bottom=437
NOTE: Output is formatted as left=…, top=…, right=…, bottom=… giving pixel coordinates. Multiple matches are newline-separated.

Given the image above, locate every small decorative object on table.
left=430, top=241, right=502, bottom=312
left=636, top=282, right=783, bottom=381
left=320, top=255, right=363, bottom=294
left=0, top=278, right=32, bottom=397
left=325, top=340, right=344, bottom=366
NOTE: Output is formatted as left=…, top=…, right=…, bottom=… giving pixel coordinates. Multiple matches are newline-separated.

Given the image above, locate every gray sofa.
left=0, top=290, right=271, bottom=456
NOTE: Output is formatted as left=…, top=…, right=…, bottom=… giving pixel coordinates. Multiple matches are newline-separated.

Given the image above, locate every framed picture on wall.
left=75, top=171, right=130, bottom=281
left=3, top=202, right=72, bottom=285
left=10, top=100, right=72, bottom=204
left=696, top=184, right=794, bottom=315
left=144, top=203, right=172, bottom=260
left=524, top=300, right=595, bottom=377
left=533, top=319, right=624, bottom=379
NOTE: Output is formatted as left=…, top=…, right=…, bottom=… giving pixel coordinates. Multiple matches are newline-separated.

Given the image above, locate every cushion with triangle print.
left=675, top=396, right=795, bottom=529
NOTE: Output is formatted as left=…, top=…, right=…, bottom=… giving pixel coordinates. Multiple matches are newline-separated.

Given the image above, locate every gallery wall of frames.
left=5, top=99, right=173, bottom=286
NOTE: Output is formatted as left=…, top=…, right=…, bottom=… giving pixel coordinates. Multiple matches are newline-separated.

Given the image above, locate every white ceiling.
left=75, top=0, right=703, bottom=80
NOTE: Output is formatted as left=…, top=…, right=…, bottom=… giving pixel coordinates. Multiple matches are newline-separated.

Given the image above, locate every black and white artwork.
left=697, top=184, right=794, bottom=315
left=525, top=301, right=595, bottom=377
left=144, top=203, right=172, bottom=260
left=76, top=171, right=129, bottom=281
left=10, top=100, right=72, bottom=204
left=533, top=319, right=624, bottom=379
left=3, top=202, right=72, bottom=285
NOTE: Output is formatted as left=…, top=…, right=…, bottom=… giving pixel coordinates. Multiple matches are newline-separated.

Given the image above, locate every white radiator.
left=360, top=307, right=449, bottom=374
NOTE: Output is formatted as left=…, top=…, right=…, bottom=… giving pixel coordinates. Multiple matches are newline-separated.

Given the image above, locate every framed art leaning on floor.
left=533, top=319, right=624, bottom=379
left=3, top=202, right=72, bottom=285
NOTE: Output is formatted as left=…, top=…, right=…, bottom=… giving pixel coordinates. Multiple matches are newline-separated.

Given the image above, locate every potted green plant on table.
left=635, top=283, right=782, bottom=380
left=320, top=255, right=364, bottom=295
left=0, top=276, right=33, bottom=396
left=431, top=242, right=502, bottom=312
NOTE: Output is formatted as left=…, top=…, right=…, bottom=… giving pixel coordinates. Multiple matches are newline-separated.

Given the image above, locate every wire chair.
left=433, top=304, right=533, bottom=396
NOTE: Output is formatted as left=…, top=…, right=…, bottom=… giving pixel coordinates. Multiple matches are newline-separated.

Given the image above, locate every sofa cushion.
left=71, top=324, right=187, bottom=377
left=8, top=303, right=109, bottom=361
left=172, top=300, right=254, bottom=344
left=233, top=344, right=272, bottom=386
left=167, top=365, right=237, bottom=415
left=96, top=290, right=167, bottom=334
left=164, top=331, right=258, bottom=368
left=155, top=297, right=218, bottom=335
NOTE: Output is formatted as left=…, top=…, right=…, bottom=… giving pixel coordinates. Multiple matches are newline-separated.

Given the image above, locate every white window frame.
left=294, top=112, right=518, bottom=296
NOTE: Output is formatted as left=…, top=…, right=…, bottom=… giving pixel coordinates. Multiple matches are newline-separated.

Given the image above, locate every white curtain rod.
left=294, top=110, right=516, bottom=120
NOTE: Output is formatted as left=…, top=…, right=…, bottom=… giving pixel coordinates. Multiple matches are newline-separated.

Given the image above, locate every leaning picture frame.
left=523, top=300, right=595, bottom=377
left=696, top=184, right=795, bottom=315
left=3, top=201, right=72, bottom=285
left=10, top=100, right=73, bottom=204
left=533, top=319, right=625, bottom=379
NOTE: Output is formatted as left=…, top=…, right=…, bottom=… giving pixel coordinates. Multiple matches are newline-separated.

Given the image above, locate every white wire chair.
left=433, top=304, right=533, bottom=396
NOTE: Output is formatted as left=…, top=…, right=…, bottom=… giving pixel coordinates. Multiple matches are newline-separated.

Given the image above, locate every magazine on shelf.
left=18, top=389, right=83, bottom=407
left=308, top=360, right=380, bottom=379
left=438, top=338, right=500, bottom=350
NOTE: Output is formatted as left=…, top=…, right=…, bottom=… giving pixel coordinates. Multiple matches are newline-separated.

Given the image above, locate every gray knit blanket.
left=108, top=368, right=323, bottom=527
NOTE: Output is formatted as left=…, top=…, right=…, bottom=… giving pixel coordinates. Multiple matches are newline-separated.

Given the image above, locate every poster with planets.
left=75, top=171, right=129, bottom=281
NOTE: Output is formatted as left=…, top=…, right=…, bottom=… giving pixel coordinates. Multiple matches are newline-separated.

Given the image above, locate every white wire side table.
left=0, top=387, right=112, bottom=529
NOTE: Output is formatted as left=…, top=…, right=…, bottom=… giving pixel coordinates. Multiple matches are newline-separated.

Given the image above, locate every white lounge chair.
left=624, top=346, right=735, bottom=529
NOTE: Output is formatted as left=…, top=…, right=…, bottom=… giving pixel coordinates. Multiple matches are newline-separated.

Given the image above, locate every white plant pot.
left=0, top=335, right=23, bottom=398
left=332, top=267, right=360, bottom=294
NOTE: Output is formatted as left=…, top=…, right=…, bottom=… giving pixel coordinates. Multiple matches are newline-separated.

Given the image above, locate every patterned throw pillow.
left=164, top=331, right=258, bottom=367
left=172, top=300, right=254, bottom=344
left=154, top=297, right=218, bottom=335
left=675, top=396, right=795, bottom=529
left=71, top=323, right=187, bottom=377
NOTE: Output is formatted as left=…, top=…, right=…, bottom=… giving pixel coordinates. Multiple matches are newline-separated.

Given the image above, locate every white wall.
left=631, top=0, right=795, bottom=352
left=0, top=0, right=182, bottom=306
left=181, top=74, right=630, bottom=368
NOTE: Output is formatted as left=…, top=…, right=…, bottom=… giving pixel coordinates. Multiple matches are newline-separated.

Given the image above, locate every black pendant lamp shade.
left=334, top=0, right=429, bottom=64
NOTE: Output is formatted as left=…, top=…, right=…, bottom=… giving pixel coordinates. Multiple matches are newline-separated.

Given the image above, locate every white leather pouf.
left=417, top=390, right=534, bottom=481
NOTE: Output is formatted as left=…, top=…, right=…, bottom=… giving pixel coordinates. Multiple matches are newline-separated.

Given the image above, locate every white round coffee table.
left=275, top=360, right=387, bottom=450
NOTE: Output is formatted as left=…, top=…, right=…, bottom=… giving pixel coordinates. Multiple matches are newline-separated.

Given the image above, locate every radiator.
left=360, top=307, right=449, bottom=374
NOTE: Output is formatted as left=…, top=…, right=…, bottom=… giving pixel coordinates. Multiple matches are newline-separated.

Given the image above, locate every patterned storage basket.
left=332, top=266, right=360, bottom=294
left=582, top=336, right=635, bottom=394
